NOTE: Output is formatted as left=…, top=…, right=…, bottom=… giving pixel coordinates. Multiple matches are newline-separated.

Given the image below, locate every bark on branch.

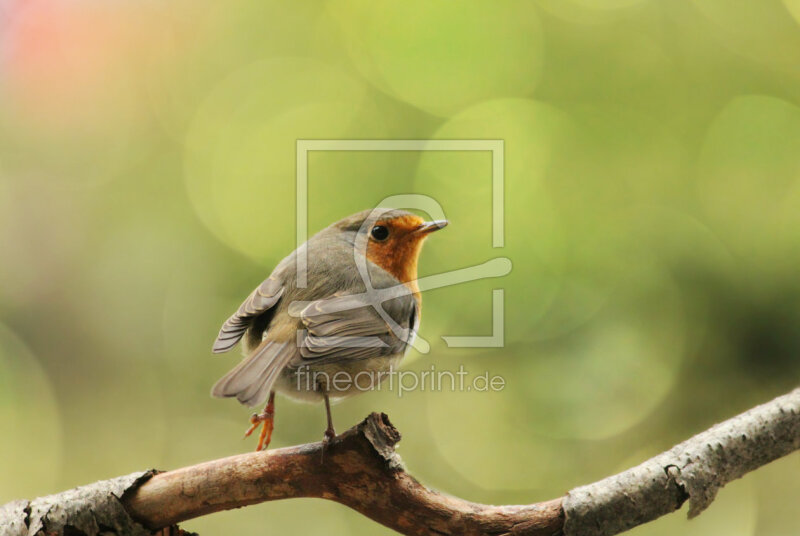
left=2, top=389, right=799, bottom=536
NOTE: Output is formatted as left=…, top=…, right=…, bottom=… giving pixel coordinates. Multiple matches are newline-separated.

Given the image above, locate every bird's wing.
left=293, top=291, right=417, bottom=366
left=212, top=276, right=285, bottom=353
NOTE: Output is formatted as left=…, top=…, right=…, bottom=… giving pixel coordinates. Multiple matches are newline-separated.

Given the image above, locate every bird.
left=210, top=208, right=448, bottom=451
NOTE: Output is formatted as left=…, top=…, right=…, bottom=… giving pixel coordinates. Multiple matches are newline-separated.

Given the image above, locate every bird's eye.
left=370, top=225, right=390, bottom=241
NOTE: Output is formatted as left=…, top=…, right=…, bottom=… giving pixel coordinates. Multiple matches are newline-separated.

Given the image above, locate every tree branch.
left=563, top=387, right=800, bottom=535
left=2, top=389, right=798, bottom=536
left=123, top=413, right=564, bottom=536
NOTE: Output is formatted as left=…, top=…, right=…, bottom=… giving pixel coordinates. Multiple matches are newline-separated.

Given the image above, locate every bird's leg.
left=317, top=382, right=336, bottom=463
left=323, top=389, right=336, bottom=442
left=243, top=391, right=275, bottom=451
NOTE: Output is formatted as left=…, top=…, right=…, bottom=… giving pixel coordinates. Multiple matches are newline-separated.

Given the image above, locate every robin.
left=211, top=208, right=448, bottom=451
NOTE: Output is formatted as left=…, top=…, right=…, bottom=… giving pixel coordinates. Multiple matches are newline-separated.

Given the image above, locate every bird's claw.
left=244, top=410, right=274, bottom=451
left=320, top=426, right=337, bottom=464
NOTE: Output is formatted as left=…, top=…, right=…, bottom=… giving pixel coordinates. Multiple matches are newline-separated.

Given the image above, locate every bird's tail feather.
left=211, top=341, right=293, bottom=407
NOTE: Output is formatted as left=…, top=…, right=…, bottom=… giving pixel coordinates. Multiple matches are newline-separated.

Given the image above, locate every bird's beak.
left=415, top=220, right=449, bottom=234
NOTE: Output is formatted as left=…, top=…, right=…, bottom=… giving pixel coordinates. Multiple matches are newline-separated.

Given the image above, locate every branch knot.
left=360, top=412, right=403, bottom=470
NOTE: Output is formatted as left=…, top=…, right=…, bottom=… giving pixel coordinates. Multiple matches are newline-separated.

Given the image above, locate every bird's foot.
left=320, top=426, right=336, bottom=464
left=243, top=403, right=275, bottom=452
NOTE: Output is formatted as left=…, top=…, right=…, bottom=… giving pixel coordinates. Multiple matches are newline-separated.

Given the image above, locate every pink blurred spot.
left=0, top=0, right=149, bottom=131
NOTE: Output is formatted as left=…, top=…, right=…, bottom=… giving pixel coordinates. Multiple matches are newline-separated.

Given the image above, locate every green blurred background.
left=1, top=0, right=800, bottom=534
